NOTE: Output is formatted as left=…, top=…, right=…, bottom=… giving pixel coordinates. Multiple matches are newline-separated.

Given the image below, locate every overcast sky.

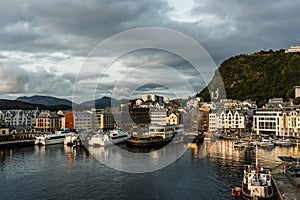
left=0, top=0, right=299, bottom=103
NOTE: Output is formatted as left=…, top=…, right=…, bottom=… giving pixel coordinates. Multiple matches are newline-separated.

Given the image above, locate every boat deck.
left=271, top=163, right=300, bottom=200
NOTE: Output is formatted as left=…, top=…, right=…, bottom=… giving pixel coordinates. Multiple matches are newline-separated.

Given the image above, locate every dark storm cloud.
left=0, top=0, right=299, bottom=100
left=0, top=65, right=73, bottom=97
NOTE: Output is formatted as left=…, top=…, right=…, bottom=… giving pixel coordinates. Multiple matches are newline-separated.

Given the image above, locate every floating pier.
left=0, top=140, right=35, bottom=148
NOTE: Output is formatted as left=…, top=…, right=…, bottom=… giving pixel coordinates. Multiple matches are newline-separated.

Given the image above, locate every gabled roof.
left=37, top=111, right=59, bottom=118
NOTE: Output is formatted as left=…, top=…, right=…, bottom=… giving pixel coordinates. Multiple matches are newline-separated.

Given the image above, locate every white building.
left=2, top=110, right=39, bottom=127
left=150, top=108, right=167, bottom=126
left=219, top=110, right=245, bottom=130
left=74, top=111, right=93, bottom=130
left=209, top=110, right=245, bottom=132
left=209, top=112, right=217, bottom=132
left=141, top=94, right=163, bottom=103
left=253, top=110, right=282, bottom=136
left=285, top=45, right=300, bottom=53
left=286, top=110, right=300, bottom=137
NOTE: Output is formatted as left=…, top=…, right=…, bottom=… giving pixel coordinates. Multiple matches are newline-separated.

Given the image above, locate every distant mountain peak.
left=16, top=95, right=74, bottom=107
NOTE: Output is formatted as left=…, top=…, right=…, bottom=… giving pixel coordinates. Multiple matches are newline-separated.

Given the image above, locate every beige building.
left=166, top=112, right=180, bottom=125
left=285, top=110, right=300, bottom=137
left=295, top=86, right=300, bottom=98
left=285, top=45, right=300, bottom=53
left=35, top=111, right=60, bottom=133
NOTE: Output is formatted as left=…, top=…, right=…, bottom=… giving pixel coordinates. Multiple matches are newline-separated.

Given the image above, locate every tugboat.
left=241, top=146, right=273, bottom=199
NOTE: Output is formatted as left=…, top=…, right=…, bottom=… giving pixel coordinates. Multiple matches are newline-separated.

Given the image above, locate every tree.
left=294, top=97, right=300, bottom=105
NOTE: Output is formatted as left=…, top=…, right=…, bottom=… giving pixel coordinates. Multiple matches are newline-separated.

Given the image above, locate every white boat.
left=89, top=128, right=130, bottom=147
left=258, top=139, right=274, bottom=148
left=272, top=139, right=282, bottom=146
left=234, top=140, right=248, bottom=148
left=278, top=139, right=293, bottom=146
left=35, top=133, right=66, bottom=146
left=241, top=146, right=273, bottom=199
left=64, top=132, right=80, bottom=146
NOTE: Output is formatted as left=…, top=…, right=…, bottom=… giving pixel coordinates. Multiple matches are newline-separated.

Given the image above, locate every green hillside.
left=198, top=50, right=300, bottom=106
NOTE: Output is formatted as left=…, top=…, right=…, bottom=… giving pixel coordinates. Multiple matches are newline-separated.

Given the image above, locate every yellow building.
left=35, top=111, right=60, bottom=133
left=167, top=112, right=180, bottom=125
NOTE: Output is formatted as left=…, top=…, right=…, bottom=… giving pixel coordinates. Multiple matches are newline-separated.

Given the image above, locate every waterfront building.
left=0, top=121, right=9, bottom=135
left=64, top=112, right=75, bottom=130
left=285, top=110, right=300, bottom=137
left=129, top=107, right=150, bottom=127
left=74, top=111, right=93, bottom=131
left=95, top=109, right=115, bottom=131
left=150, top=108, right=167, bottom=126
left=253, top=110, right=282, bottom=136
left=2, top=110, right=39, bottom=127
left=209, top=111, right=217, bottom=132
left=35, top=111, right=60, bottom=133
left=57, top=110, right=66, bottom=129
left=198, top=107, right=210, bottom=132
left=209, top=109, right=246, bottom=133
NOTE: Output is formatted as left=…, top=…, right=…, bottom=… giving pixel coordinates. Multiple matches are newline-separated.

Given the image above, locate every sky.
left=0, top=0, right=299, bottom=103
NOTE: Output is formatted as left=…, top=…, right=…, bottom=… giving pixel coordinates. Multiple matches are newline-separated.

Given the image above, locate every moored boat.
left=278, top=139, right=293, bottom=146
left=64, top=132, right=81, bottom=146
left=258, top=139, right=274, bottom=148
left=35, top=133, right=66, bottom=146
left=278, top=155, right=300, bottom=163
left=234, top=140, right=247, bottom=148
left=241, top=146, right=273, bottom=199
left=89, top=128, right=130, bottom=147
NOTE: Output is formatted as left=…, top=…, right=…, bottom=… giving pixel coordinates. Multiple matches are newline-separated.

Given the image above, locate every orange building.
left=65, top=112, right=75, bottom=130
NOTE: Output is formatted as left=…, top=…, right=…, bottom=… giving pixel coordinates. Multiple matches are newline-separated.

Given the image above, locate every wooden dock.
left=271, top=163, right=300, bottom=200
left=0, top=140, right=35, bottom=148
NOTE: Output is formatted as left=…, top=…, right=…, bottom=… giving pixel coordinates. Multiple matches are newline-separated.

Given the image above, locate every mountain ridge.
left=198, top=49, right=300, bottom=106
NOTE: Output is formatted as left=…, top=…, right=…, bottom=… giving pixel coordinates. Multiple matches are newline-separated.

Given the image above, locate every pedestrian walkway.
left=271, top=163, right=300, bottom=200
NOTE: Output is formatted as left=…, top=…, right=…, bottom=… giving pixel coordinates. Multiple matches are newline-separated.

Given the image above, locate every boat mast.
left=297, top=139, right=299, bottom=167
left=255, top=144, right=258, bottom=180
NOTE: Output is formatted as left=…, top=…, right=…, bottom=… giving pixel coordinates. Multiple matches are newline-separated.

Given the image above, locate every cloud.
left=1, top=0, right=300, bottom=101
left=0, top=65, right=73, bottom=99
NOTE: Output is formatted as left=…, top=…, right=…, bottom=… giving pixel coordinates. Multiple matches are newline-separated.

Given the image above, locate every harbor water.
left=0, top=140, right=299, bottom=200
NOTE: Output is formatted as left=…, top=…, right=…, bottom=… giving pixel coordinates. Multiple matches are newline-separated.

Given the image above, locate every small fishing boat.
left=258, top=139, right=274, bottom=148
left=241, top=146, right=273, bottom=199
left=278, top=155, right=300, bottom=163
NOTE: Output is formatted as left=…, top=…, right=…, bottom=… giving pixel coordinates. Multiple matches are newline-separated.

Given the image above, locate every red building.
left=65, top=112, right=75, bottom=130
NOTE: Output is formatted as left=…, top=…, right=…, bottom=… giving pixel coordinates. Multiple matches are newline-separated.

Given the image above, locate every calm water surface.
left=0, top=140, right=299, bottom=200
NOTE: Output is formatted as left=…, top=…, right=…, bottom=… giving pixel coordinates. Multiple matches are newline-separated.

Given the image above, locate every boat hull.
left=242, top=183, right=273, bottom=200
left=35, top=138, right=65, bottom=146
left=126, top=137, right=173, bottom=147
left=89, top=134, right=130, bottom=147
left=278, top=156, right=300, bottom=162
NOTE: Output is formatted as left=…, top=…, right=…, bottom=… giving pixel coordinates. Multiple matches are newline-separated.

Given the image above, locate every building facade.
left=35, top=111, right=60, bottom=133
left=253, top=110, right=282, bottom=136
